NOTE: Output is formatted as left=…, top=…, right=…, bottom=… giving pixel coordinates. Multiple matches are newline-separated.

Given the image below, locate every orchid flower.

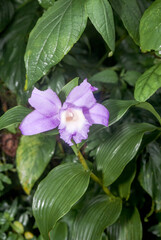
left=19, top=79, right=109, bottom=145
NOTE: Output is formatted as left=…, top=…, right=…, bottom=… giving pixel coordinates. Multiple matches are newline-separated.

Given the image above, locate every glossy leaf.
left=25, top=0, right=87, bottom=89
left=134, top=64, right=161, bottom=102
left=59, top=77, right=79, bottom=102
left=103, top=99, right=137, bottom=126
left=107, top=207, right=142, bottom=240
left=38, top=0, right=55, bottom=9
left=72, top=195, right=122, bottom=240
left=16, top=134, right=56, bottom=194
left=86, top=0, right=115, bottom=51
left=109, top=0, right=141, bottom=44
left=0, top=106, right=31, bottom=130
left=138, top=142, right=161, bottom=211
left=96, top=123, right=157, bottom=186
left=33, top=163, right=90, bottom=240
left=89, top=69, right=118, bottom=84
left=50, top=222, right=68, bottom=240
left=140, top=0, right=161, bottom=52
left=0, top=1, right=39, bottom=94
left=0, top=0, right=14, bottom=32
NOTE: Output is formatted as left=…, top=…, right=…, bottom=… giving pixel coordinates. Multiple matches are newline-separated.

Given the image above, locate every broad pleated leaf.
left=33, top=163, right=90, bottom=240
left=25, top=0, right=87, bottom=89
left=0, top=1, right=39, bottom=94
left=59, top=77, right=79, bottom=102
left=138, top=142, right=161, bottom=211
left=109, top=0, right=141, bottom=44
left=103, top=99, right=137, bottom=126
left=16, top=134, right=56, bottom=194
left=140, top=0, right=161, bottom=52
left=134, top=64, right=161, bottom=102
left=38, top=0, right=55, bottom=9
left=96, top=123, right=157, bottom=186
left=0, top=0, right=14, bottom=32
left=86, top=0, right=115, bottom=51
left=89, top=69, right=118, bottom=84
left=107, top=207, right=142, bottom=240
left=0, top=106, right=31, bottom=130
left=50, top=222, right=68, bottom=240
left=72, top=195, right=122, bottom=240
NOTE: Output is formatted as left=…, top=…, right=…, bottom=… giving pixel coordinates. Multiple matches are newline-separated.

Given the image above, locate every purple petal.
left=65, top=79, right=97, bottom=109
left=19, top=110, right=60, bottom=135
left=84, top=103, right=109, bottom=127
left=28, top=88, right=62, bottom=117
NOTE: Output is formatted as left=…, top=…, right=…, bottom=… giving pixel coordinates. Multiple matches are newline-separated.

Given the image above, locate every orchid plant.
left=1, top=0, right=161, bottom=239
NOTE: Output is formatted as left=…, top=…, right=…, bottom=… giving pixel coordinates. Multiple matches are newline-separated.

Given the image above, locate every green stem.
left=71, top=142, right=114, bottom=198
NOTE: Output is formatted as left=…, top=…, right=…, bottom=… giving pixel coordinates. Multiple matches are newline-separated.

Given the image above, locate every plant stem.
left=72, top=142, right=114, bottom=198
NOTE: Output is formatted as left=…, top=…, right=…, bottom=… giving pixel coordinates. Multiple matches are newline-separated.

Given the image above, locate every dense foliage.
left=0, top=0, right=161, bottom=239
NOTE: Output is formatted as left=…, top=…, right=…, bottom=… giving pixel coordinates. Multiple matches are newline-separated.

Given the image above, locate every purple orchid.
left=19, top=79, right=109, bottom=145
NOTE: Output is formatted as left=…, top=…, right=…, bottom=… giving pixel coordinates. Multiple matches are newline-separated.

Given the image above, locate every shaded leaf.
left=0, top=0, right=14, bottom=32
left=50, top=222, right=68, bottom=240
left=86, top=0, right=115, bottom=51
left=122, top=70, right=141, bottom=86
left=59, top=77, right=79, bottom=102
left=107, top=207, right=142, bottom=240
left=96, top=123, right=157, bottom=186
left=140, top=0, right=161, bottom=52
left=38, top=0, right=55, bottom=9
left=134, top=64, right=161, bottom=102
left=0, top=106, right=31, bottom=130
left=33, top=163, right=90, bottom=240
left=16, top=134, right=56, bottom=194
left=72, top=195, right=122, bottom=240
left=89, top=69, right=118, bottom=84
left=109, top=0, right=141, bottom=44
left=25, top=0, right=87, bottom=88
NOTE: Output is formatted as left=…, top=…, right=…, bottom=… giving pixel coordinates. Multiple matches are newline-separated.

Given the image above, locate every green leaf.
left=0, top=164, right=13, bottom=172
left=0, top=106, right=31, bottom=131
left=50, top=222, right=68, bottom=240
left=138, top=142, right=161, bottom=211
left=134, top=64, right=161, bottom=102
left=122, top=70, right=141, bottom=87
left=0, top=174, right=11, bottom=185
left=103, top=99, right=137, bottom=126
left=107, top=207, right=142, bottom=240
left=111, top=161, right=136, bottom=200
left=16, top=134, right=56, bottom=194
left=96, top=123, right=157, bottom=186
left=0, top=0, right=14, bottom=32
left=109, top=0, right=141, bottom=44
left=25, top=0, right=87, bottom=89
left=140, top=0, right=161, bottom=52
left=149, top=223, right=161, bottom=238
left=59, top=77, right=79, bottom=102
left=72, top=195, right=122, bottom=240
left=0, top=1, right=39, bottom=94
left=86, top=0, right=115, bottom=52
left=33, top=163, right=90, bottom=240
left=38, top=0, right=55, bottom=9
left=89, top=69, right=118, bottom=84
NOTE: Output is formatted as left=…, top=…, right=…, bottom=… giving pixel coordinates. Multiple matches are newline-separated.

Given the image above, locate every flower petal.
left=84, top=103, right=109, bottom=127
left=65, top=79, right=97, bottom=109
left=28, top=88, right=62, bottom=117
left=19, top=110, right=59, bottom=135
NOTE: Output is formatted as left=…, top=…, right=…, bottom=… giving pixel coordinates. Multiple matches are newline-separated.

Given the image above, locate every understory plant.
left=1, top=0, right=161, bottom=239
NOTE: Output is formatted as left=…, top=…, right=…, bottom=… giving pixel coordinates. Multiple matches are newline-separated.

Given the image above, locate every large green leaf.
left=107, top=207, right=142, bottom=240
left=25, top=0, right=87, bottom=89
left=0, top=0, right=14, bottom=32
left=138, top=142, right=161, bottom=211
left=109, top=0, right=141, bottom=44
left=0, top=1, right=39, bottom=94
left=33, top=163, right=90, bottom=240
left=96, top=123, right=157, bottom=186
left=134, top=64, right=161, bottom=102
left=16, top=134, right=56, bottom=194
left=0, top=106, right=31, bottom=130
left=103, top=99, right=137, bottom=126
left=50, top=222, right=68, bottom=240
left=89, top=69, right=118, bottom=84
left=72, top=195, right=122, bottom=240
left=140, top=0, right=161, bottom=52
left=86, top=0, right=115, bottom=51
